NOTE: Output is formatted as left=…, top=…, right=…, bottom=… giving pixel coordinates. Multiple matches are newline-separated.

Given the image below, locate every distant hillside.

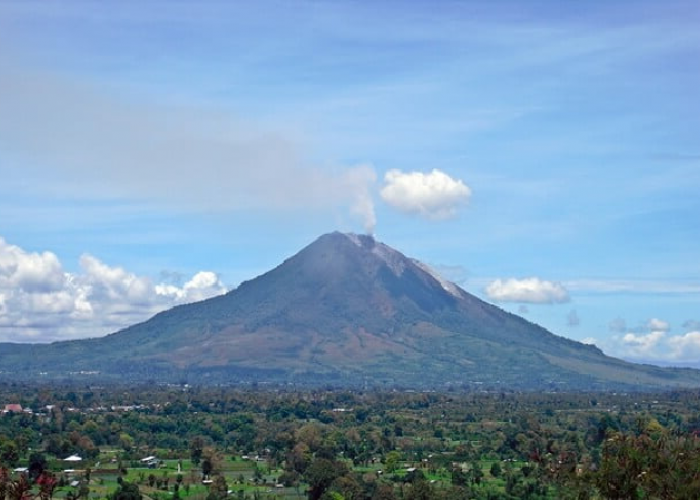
left=2, top=232, right=700, bottom=390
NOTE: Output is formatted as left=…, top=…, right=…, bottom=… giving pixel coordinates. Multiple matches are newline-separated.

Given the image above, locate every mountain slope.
left=1, top=232, right=699, bottom=390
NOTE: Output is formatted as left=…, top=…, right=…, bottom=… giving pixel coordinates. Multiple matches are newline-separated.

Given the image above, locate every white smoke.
left=0, top=62, right=379, bottom=231
left=342, top=164, right=377, bottom=235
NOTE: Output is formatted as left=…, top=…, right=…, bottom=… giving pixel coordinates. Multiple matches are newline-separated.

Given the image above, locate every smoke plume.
left=343, top=164, right=377, bottom=235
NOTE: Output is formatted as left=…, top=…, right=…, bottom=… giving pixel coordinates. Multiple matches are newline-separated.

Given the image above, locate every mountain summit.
left=2, top=232, right=699, bottom=390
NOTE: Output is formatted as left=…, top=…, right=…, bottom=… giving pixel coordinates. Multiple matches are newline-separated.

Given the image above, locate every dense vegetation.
left=1, top=384, right=700, bottom=499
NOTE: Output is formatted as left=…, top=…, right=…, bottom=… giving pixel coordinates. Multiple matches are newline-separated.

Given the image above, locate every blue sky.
left=1, top=1, right=699, bottom=365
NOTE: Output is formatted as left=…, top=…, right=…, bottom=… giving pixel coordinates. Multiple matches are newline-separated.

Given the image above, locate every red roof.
left=3, top=404, right=23, bottom=412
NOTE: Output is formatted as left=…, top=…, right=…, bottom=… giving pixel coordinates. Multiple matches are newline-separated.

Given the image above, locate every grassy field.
left=12, top=446, right=533, bottom=500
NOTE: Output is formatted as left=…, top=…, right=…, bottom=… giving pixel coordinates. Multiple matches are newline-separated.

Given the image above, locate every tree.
left=469, top=462, right=483, bottom=485
left=7, top=474, right=31, bottom=500
left=0, top=468, right=10, bottom=500
left=78, top=482, right=90, bottom=500
left=384, top=451, right=401, bottom=473
left=371, top=482, right=396, bottom=500
left=451, top=467, right=467, bottom=487
left=0, top=441, right=19, bottom=467
left=111, top=480, right=142, bottom=500
left=28, top=452, right=48, bottom=480
left=206, top=474, right=228, bottom=500
left=329, top=475, right=363, bottom=500
left=594, top=432, right=700, bottom=500
left=119, top=433, right=134, bottom=453
left=404, top=475, right=433, bottom=500
left=305, top=458, right=348, bottom=500
left=189, top=437, right=204, bottom=465
left=252, top=464, right=263, bottom=484
left=36, top=471, right=58, bottom=500
left=201, top=458, right=213, bottom=479
left=489, top=461, right=502, bottom=478
left=278, top=470, right=299, bottom=488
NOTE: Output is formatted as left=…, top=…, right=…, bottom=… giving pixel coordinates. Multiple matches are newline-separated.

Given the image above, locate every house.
left=140, top=456, right=159, bottom=468
left=64, top=454, right=83, bottom=462
left=3, top=404, right=23, bottom=414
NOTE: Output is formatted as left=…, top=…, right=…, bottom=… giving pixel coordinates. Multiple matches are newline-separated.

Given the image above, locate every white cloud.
left=0, top=237, right=66, bottom=293
left=380, top=168, right=471, bottom=219
left=0, top=236, right=227, bottom=342
left=485, top=277, right=570, bottom=303
left=668, top=331, right=700, bottom=361
left=603, top=322, right=700, bottom=363
left=621, top=331, right=666, bottom=356
left=156, top=271, right=227, bottom=303
left=647, top=317, right=670, bottom=332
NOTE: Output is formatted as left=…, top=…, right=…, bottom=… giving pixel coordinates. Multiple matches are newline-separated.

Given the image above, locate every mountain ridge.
left=1, top=231, right=699, bottom=390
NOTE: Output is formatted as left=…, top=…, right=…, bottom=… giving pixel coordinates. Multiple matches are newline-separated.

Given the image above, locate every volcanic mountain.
left=2, top=232, right=699, bottom=390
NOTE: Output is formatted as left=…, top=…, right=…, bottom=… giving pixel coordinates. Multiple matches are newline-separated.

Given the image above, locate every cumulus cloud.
left=156, top=271, right=226, bottom=303
left=668, top=331, right=700, bottom=361
left=380, top=169, right=471, bottom=219
left=0, top=238, right=66, bottom=293
left=485, top=277, right=570, bottom=303
left=0, top=237, right=226, bottom=342
left=604, top=317, right=700, bottom=363
left=646, top=317, right=670, bottom=332
left=621, top=331, right=666, bottom=357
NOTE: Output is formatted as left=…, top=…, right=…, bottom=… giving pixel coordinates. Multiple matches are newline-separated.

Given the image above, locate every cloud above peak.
left=380, top=169, right=471, bottom=219
left=485, top=277, right=570, bottom=304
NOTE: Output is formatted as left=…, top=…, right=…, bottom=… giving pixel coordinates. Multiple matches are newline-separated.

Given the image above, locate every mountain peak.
left=339, top=231, right=373, bottom=246
left=329, top=231, right=462, bottom=298
left=319, top=231, right=410, bottom=279
left=3, top=231, right=700, bottom=390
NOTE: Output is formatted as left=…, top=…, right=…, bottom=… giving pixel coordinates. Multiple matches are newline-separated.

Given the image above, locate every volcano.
left=2, top=232, right=699, bottom=390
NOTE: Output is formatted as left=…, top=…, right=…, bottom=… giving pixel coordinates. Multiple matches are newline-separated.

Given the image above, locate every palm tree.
left=36, top=471, right=58, bottom=500
left=6, top=474, right=31, bottom=500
